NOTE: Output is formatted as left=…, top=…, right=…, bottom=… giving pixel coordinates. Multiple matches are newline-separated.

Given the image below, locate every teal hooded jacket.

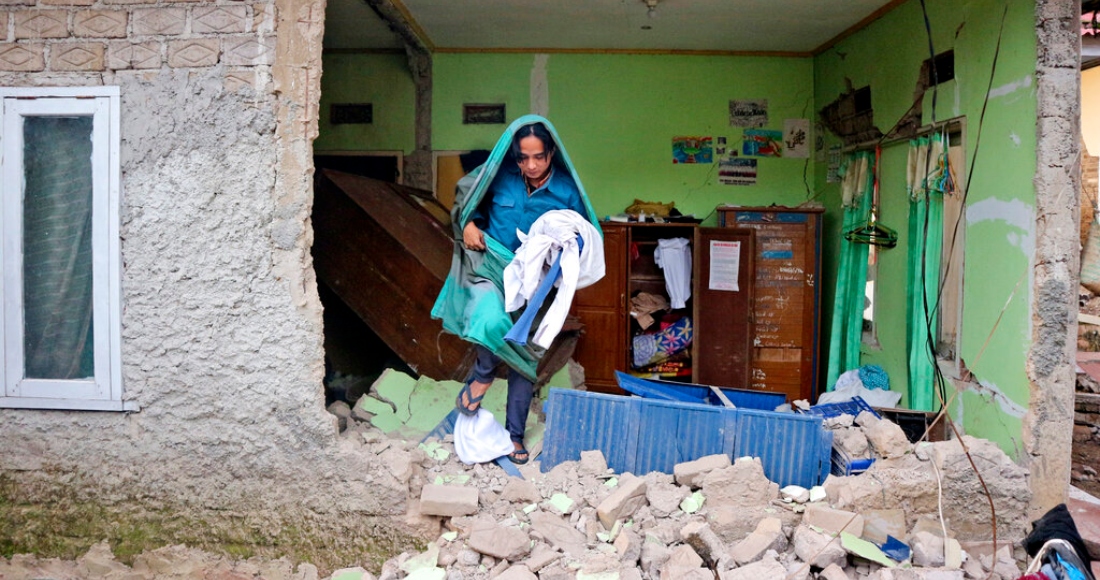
left=431, top=115, right=602, bottom=380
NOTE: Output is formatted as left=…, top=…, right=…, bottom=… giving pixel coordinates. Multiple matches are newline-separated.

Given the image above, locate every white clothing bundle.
left=453, top=408, right=514, bottom=465
left=655, top=237, right=692, bottom=309
left=503, top=209, right=605, bottom=349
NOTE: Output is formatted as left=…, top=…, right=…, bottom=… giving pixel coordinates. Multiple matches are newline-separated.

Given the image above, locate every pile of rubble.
left=341, top=410, right=1033, bottom=580
left=0, top=410, right=1036, bottom=580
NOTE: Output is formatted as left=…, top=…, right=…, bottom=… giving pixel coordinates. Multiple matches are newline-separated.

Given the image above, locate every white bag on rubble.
left=818, top=369, right=903, bottom=408
left=453, top=408, right=515, bottom=465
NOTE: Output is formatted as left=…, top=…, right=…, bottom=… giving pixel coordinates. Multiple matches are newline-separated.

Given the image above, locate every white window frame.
left=0, top=86, right=133, bottom=411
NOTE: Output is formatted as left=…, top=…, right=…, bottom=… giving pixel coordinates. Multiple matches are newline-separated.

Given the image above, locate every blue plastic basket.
left=615, top=371, right=787, bottom=411
left=800, top=396, right=881, bottom=420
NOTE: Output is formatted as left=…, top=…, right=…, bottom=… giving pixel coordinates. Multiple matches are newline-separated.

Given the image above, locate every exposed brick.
left=106, top=40, right=159, bottom=69
left=73, top=10, right=128, bottom=38
left=191, top=5, right=248, bottom=34
left=0, top=0, right=37, bottom=7
left=14, top=10, right=69, bottom=39
left=131, top=7, right=186, bottom=36
left=167, top=38, right=218, bottom=67
left=50, top=41, right=105, bottom=71
left=39, top=0, right=94, bottom=5
left=221, top=35, right=272, bottom=66
left=100, top=0, right=155, bottom=6
left=0, top=42, right=46, bottom=71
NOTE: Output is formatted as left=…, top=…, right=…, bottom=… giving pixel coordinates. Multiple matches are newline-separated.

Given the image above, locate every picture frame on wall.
left=463, top=104, right=506, bottom=124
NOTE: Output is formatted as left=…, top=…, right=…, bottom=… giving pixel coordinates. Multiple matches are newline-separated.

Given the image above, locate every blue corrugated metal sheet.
left=542, top=388, right=831, bottom=488
left=615, top=372, right=787, bottom=411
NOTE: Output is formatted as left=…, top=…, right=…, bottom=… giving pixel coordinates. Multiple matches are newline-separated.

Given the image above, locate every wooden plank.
left=313, top=171, right=473, bottom=381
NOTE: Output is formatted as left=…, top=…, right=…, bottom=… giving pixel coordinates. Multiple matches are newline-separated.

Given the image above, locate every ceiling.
left=323, top=0, right=902, bottom=54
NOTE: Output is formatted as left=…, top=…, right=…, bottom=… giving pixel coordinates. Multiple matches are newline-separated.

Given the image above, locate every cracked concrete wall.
left=0, top=0, right=411, bottom=535
left=1025, top=0, right=1080, bottom=517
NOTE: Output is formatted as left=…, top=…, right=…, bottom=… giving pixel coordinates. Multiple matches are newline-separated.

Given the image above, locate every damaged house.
left=0, top=0, right=1086, bottom=570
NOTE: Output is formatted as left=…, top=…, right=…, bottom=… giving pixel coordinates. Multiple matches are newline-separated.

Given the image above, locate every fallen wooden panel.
left=313, top=169, right=474, bottom=381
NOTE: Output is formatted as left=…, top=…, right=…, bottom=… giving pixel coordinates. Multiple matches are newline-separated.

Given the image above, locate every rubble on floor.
left=0, top=406, right=1038, bottom=580
left=345, top=409, right=1029, bottom=579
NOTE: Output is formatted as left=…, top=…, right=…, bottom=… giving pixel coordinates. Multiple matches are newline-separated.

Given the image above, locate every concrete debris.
left=0, top=410, right=1039, bottom=580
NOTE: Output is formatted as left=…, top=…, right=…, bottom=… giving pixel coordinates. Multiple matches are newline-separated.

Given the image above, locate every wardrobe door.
left=694, top=228, right=755, bottom=389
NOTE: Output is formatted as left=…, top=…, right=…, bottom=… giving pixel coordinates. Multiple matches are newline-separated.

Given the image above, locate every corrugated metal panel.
left=542, top=389, right=639, bottom=474
left=733, top=409, right=828, bottom=489
left=633, top=398, right=728, bottom=475
left=542, top=388, right=830, bottom=488
left=615, top=371, right=786, bottom=411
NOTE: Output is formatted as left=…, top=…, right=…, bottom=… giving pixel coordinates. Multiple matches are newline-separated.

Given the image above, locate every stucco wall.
left=0, top=0, right=417, bottom=564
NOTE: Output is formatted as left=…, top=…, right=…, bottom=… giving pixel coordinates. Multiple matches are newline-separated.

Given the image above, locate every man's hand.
left=463, top=221, right=485, bottom=251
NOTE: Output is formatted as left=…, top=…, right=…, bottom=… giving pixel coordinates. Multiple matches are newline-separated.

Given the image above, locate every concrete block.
left=660, top=544, right=705, bottom=578
left=191, top=5, right=248, bottom=33
left=792, top=524, right=846, bottom=569
left=803, top=504, right=864, bottom=537
left=578, top=449, right=608, bottom=476
left=680, top=521, right=726, bottom=568
left=522, top=543, right=560, bottom=573
left=818, top=563, right=849, bottom=580
left=528, top=512, right=586, bottom=557
left=131, top=7, right=186, bottom=35
left=106, top=41, right=160, bottom=70
left=674, top=454, right=731, bottom=487
left=614, top=529, right=642, bottom=565
left=468, top=524, right=532, bottom=561
left=596, top=475, right=647, bottom=528
left=500, top=479, right=542, bottom=504
left=717, top=554, right=787, bottom=580
left=861, top=509, right=907, bottom=545
left=0, top=43, right=45, bottom=72
left=861, top=416, right=911, bottom=459
left=419, top=485, right=479, bottom=517
left=493, top=565, right=536, bottom=580
left=646, top=480, right=690, bottom=518
left=221, top=35, right=275, bottom=66
left=640, top=537, right=671, bottom=576
left=728, top=517, right=785, bottom=565
left=701, top=457, right=779, bottom=508
left=72, top=10, right=128, bottom=38
left=911, top=531, right=945, bottom=568
left=167, top=38, right=219, bottom=68
left=50, top=42, right=106, bottom=71
left=14, top=10, right=68, bottom=39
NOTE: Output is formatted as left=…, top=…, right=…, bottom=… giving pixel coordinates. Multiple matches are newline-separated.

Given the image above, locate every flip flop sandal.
left=507, top=447, right=530, bottom=465
left=455, top=381, right=484, bottom=416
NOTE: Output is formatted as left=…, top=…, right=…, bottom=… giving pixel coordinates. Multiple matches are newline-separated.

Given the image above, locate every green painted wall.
left=433, top=53, right=815, bottom=219
left=814, top=0, right=1037, bottom=456
left=316, top=53, right=416, bottom=153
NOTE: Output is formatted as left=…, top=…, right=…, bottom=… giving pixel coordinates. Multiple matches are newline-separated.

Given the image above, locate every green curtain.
left=826, top=151, right=875, bottom=390
left=905, top=134, right=946, bottom=411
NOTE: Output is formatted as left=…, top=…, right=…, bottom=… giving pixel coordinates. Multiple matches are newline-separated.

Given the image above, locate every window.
left=0, top=87, right=131, bottom=411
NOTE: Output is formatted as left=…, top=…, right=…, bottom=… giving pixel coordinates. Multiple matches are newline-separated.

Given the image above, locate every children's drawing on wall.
left=783, top=118, right=810, bottom=158
left=742, top=129, right=783, bottom=157
left=729, top=99, right=768, bottom=128
left=716, top=136, right=727, bottom=156
left=718, top=158, right=757, bottom=185
left=672, top=136, right=714, bottom=164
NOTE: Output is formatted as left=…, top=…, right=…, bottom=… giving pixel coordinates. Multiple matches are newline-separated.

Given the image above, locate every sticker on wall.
left=718, top=158, right=757, bottom=185
left=729, top=99, right=768, bottom=128
left=827, top=145, right=842, bottom=183
left=672, top=136, right=713, bottom=164
left=742, top=129, right=783, bottom=157
left=716, top=136, right=727, bottom=156
left=783, top=119, right=810, bottom=158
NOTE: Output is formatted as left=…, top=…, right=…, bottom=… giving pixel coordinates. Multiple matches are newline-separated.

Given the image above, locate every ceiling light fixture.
left=643, top=0, right=659, bottom=19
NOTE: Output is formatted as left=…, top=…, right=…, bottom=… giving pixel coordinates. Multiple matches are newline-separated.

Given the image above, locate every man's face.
left=517, top=135, right=553, bottom=181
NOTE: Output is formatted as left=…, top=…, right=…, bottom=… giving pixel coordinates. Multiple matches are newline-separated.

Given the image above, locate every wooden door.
left=573, top=224, right=627, bottom=394
left=694, top=228, right=755, bottom=389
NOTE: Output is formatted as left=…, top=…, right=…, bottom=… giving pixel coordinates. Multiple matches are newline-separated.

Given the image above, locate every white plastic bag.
left=453, top=408, right=514, bottom=465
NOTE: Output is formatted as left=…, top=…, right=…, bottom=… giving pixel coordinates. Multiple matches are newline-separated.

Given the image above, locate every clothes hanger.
left=844, top=146, right=898, bottom=248
left=844, top=206, right=898, bottom=248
